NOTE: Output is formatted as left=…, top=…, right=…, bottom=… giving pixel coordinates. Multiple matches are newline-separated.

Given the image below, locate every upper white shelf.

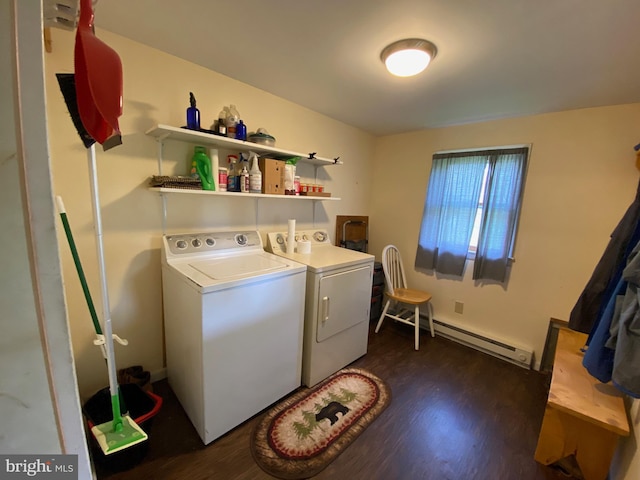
left=145, top=124, right=341, bottom=167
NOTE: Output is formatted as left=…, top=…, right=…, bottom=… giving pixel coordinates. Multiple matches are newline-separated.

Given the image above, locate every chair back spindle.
left=383, top=245, right=407, bottom=294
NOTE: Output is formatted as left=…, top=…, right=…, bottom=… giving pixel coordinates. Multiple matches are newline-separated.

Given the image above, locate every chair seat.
left=386, top=288, right=432, bottom=305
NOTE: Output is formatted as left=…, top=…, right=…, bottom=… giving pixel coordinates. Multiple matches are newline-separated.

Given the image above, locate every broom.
left=56, top=73, right=147, bottom=454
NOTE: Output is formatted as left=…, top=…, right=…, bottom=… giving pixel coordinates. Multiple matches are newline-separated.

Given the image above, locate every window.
left=415, top=146, right=529, bottom=283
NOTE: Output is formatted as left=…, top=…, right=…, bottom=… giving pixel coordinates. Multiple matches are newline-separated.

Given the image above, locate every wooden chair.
left=375, top=245, right=434, bottom=350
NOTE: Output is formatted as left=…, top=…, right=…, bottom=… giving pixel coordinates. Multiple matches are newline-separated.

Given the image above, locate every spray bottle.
left=227, top=154, right=239, bottom=192
left=249, top=152, right=262, bottom=193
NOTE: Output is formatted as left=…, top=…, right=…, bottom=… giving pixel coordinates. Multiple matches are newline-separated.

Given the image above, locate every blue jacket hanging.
left=582, top=276, right=625, bottom=383
left=583, top=240, right=640, bottom=397
left=611, top=242, right=640, bottom=397
left=569, top=179, right=640, bottom=334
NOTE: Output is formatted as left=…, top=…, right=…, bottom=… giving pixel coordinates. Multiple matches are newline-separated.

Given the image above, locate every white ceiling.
left=93, top=0, right=640, bottom=136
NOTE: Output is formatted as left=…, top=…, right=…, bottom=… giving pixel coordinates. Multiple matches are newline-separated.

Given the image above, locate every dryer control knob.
left=314, top=231, right=327, bottom=242
left=176, top=240, right=188, bottom=249
left=192, top=238, right=202, bottom=248
left=236, top=234, right=248, bottom=246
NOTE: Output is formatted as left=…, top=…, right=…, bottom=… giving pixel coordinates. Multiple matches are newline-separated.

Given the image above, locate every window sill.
left=467, top=250, right=515, bottom=264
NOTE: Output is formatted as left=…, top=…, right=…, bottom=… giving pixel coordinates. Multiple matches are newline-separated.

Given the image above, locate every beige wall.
left=370, top=105, right=640, bottom=367
left=44, top=28, right=374, bottom=400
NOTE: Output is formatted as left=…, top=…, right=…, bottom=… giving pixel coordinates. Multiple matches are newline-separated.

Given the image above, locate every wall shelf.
left=146, top=124, right=342, bottom=232
left=149, top=187, right=340, bottom=201
left=145, top=124, right=341, bottom=167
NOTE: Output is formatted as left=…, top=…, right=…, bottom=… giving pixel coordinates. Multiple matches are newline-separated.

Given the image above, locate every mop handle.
left=87, top=146, right=122, bottom=430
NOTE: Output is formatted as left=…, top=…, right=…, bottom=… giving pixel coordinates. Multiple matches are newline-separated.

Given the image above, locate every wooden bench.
left=534, top=328, right=630, bottom=480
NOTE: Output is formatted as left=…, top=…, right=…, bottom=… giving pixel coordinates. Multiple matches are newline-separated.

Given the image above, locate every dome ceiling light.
left=380, top=38, right=438, bottom=77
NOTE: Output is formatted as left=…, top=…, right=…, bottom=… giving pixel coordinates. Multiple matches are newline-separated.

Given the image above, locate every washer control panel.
left=165, top=231, right=261, bottom=256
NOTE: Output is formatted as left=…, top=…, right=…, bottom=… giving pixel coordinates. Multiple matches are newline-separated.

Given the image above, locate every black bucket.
left=83, top=383, right=162, bottom=472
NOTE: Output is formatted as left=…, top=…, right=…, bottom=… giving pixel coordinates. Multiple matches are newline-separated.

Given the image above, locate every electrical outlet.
left=454, top=301, right=464, bottom=314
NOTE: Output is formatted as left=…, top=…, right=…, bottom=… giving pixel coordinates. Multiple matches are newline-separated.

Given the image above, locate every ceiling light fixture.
left=380, top=38, right=438, bottom=77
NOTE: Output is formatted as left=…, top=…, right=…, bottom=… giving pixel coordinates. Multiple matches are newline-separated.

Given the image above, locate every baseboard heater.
left=421, top=317, right=533, bottom=369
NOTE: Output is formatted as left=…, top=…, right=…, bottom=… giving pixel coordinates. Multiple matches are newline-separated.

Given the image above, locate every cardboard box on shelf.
left=259, top=158, right=285, bottom=194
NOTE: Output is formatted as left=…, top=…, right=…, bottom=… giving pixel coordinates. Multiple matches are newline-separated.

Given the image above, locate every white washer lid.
left=190, top=255, right=287, bottom=280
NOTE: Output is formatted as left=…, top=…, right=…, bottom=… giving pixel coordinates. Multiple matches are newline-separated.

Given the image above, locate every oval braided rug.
left=251, top=368, right=391, bottom=479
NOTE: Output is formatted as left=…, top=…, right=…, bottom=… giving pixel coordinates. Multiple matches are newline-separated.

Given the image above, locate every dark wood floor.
left=95, top=322, right=573, bottom=480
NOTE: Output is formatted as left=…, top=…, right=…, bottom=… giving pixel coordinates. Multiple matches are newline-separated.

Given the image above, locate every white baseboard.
left=150, top=367, right=167, bottom=383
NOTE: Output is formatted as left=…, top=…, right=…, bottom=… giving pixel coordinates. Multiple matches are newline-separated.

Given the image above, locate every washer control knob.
left=276, top=234, right=284, bottom=245
left=176, top=240, right=188, bottom=249
left=205, top=238, right=215, bottom=247
left=236, top=234, right=248, bottom=245
left=192, top=238, right=202, bottom=248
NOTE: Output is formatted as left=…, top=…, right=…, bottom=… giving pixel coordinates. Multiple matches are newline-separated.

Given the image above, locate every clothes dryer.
left=266, top=230, right=374, bottom=386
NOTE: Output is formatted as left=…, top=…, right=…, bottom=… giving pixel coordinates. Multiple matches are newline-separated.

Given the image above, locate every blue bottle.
left=235, top=119, right=247, bottom=141
left=187, top=92, right=200, bottom=130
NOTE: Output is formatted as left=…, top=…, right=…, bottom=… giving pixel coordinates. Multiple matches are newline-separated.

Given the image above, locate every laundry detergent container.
left=83, top=383, right=162, bottom=472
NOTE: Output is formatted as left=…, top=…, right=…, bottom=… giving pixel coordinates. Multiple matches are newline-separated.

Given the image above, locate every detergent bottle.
left=193, top=146, right=214, bottom=190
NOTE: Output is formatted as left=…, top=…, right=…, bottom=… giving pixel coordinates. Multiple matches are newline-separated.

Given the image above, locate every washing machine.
left=161, top=230, right=306, bottom=444
left=266, top=229, right=374, bottom=387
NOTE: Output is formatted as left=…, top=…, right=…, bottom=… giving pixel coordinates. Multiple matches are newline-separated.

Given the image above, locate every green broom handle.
left=56, top=196, right=128, bottom=416
left=56, top=196, right=102, bottom=335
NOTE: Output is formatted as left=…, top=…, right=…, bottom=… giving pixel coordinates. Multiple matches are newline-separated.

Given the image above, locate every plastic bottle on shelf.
left=249, top=152, right=262, bottom=193
left=218, top=167, right=227, bottom=191
left=225, top=105, right=239, bottom=139
left=193, top=146, right=214, bottom=190
left=240, top=162, right=250, bottom=193
left=284, top=158, right=298, bottom=195
left=216, top=107, right=228, bottom=136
